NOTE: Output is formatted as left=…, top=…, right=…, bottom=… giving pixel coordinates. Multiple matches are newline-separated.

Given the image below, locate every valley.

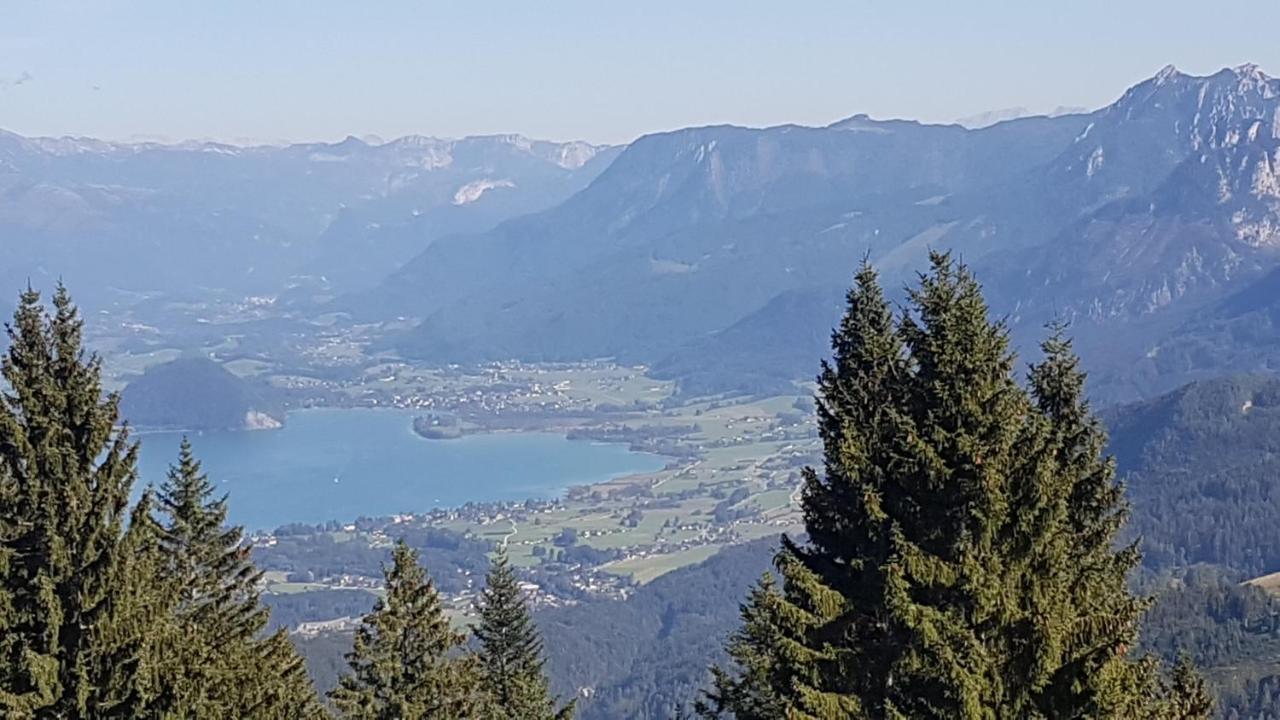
left=234, top=385, right=812, bottom=613
left=9, top=50, right=1280, bottom=717
left=96, top=303, right=818, bottom=623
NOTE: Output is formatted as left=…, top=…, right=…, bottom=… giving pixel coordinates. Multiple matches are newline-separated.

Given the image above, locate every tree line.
left=0, top=287, right=570, bottom=719
left=0, top=253, right=1227, bottom=718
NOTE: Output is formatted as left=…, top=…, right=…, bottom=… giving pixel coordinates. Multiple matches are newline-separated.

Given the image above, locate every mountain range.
left=355, top=63, right=1280, bottom=402
left=0, top=130, right=617, bottom=307
left=6, top=64, right=1280, bottom=404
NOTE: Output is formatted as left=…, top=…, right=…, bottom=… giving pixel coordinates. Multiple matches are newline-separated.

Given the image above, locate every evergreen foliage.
left=0, top=286, right=326, bottom=719
left=474, top=548, right=573, bottom=719
left=703, top=255, right=1212, bottom=719
left=1104, top=373, right=1280, bottom=575
left=1163, top=656, right=1215, bottom=720
left=150, top=437, right=325, bottom=718
left=331, top=540, right=481, bottom=719
left=0, top=276, right=1256, bottom=719
left=0, top=286, right=159, bottom=717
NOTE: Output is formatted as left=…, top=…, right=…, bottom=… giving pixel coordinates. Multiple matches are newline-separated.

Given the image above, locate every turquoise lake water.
left=134, top=408, right=665, bottom=531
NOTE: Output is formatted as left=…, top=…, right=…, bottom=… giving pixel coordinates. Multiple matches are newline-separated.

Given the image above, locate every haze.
left=5, top=0, right=1280, bottom=145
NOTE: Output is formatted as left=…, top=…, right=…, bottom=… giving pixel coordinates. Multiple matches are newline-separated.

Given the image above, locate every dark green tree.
left=474, top=548, right=573, bottom=720
left=331, top=540, right=481, bottom=719
left=0, top=286, right=160, bottom=718
left=700, top=558, right=851, bottom=720
left=150, top=438, right=325, bottom=718
left=245, top=630, right=331, bottom=720
left=156, top=438, right=265, bottom=639
left=1000, top=328, right=1155, bottom=717
left=704, top=255, right=1211, bottom=719
left=1161, top=656, right=1214, bottom=720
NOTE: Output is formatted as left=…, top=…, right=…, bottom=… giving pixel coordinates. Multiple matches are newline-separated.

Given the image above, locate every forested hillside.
left=121, top=356, right=281, bottom=430
left=359, top=65, right=1280, bottom=404
left=1109, top=374, right=1280, bottom=574
left=279, top=298, right=1280, bottom=719
left=540, top=538, right=776, bottom=719
left=14, top=2, right=1280, bottom=717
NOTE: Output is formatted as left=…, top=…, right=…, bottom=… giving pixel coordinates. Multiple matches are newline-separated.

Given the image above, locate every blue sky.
left=3, top=0, right=1278, bottom=145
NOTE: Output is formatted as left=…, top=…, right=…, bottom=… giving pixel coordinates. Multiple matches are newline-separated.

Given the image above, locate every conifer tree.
left=150, top=438, right=325, bottom=719
left=244, top=629, right=331, bottom=720
left=0, top=286, right=160, bottom=718
left=700, top=560, right=850, bottom=720
left=1004, top=328, right=1155, bottom=717
left=331, top=540, right=481, bottom=719
left=474, top=548, right=573, bottom=720
left=157, top=438, right=265, bottom=638
left=704, top=254, right=1212, bottom=719
left=1162, top=656, right=1214, bottom=720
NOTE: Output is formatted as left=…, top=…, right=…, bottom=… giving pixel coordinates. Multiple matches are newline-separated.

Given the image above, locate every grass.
left=422, top=393, right=816, bottom=584
left=105, top=348, right=183, bottom=379
left=1246, top=571, right=1280, bottom=595
left=224, top=358, right=274, bottom=377
left=603, top=544, right=727, bottom=584
left=750, top=489, right=795, bottom=515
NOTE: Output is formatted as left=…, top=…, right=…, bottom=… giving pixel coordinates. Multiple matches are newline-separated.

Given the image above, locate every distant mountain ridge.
left=356, top=64, right=1280, bottom=401
left=954, top=105, right=1089, bottom=129
left=9, top=64, right=1280, bottom=404
left=0, top=129, right=618, bottom=304
left=362, top=112, right=1090, bottom=362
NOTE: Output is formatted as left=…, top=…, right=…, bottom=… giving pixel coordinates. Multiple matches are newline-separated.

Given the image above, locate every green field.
left=602, top=544, right=728, bottom=584
left=435, top=393, right=815, bottom=584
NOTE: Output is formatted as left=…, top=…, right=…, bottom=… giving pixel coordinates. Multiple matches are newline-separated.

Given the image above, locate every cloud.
left=0, top=71, right=33, bottom=90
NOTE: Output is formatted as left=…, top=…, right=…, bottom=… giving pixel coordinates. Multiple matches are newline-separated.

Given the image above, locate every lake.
left=134, top=408, right=665, bottom=531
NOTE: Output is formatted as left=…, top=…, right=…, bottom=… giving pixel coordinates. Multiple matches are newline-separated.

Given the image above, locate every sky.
left=3, top=1, right=1279, bottom=146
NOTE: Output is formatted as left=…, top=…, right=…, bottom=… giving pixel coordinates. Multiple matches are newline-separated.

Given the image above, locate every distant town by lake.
left=135, top=408, right=666, bottom=531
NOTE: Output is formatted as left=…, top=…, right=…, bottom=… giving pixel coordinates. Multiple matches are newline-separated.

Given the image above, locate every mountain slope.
left=1106, top=373, right=1280, bottom=574
left=358, top=64, right=1280, bottom=401
left=120, top=357, right=281, bottom=431
left=364, top=113, right=1091, bottom=365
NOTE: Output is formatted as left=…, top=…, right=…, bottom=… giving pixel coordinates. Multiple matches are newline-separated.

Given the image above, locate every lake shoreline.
left=135, top=403, right=696, bottom=466
left=134, top=407, right=669, bottom=532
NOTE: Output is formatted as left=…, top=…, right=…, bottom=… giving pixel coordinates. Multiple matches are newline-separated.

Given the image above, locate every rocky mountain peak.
left=1153, top=63, right=1185, bottom=85
left=1114, top=63, right=1277, bottom=116
left=1230, top=62, right=1273, bottom=88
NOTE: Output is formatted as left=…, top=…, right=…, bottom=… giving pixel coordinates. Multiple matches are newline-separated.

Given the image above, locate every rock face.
left=244, top=410, right=284, bottom=431
left=121, top=358, right=282, bottom=431
left=357, top=64, right=1280, bottom=401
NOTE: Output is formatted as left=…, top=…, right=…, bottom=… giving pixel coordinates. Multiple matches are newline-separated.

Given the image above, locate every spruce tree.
left=473, top=548, right=573, bottom=720
left=700, top=559, right=851, bottom=720
left=704, top=254, right=1212, bottom=719
left=157, top=438, right=265, bottom=639
left=1004, top=328, right=1155, bottom=717
left=0, top=286, right=159, bottom=718
left=150, top=437, right=325, bottom=719
left=244, top=629, right=331, bottom=720
left=1162, top=656, right=1214, bottom=719
left=331, top=540, right=481, bottom=719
